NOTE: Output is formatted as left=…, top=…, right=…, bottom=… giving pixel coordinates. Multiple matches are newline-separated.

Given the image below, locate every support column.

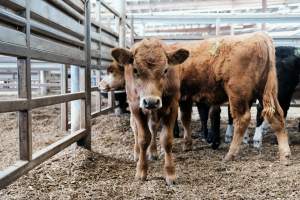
left=215, top=18, right=220, bottom=36
left=77, top=0, right=92, bottom=149
left=18, top=0, right=32, bottom=161
left=60, top=64, right=68, bottom=131
left=71, top=65, right=80, bottom=133
left=261, top=0, right=267, bottom=31
left=40, top=70, right=48, bottom=95
left=113, top=0, right=126, bottom=48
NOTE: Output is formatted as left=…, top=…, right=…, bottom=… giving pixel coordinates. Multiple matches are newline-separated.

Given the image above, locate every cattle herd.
left=98, top=32, right=300, bottom=186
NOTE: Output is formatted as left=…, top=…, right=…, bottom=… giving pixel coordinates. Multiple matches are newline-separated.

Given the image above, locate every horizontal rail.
left=0, top=92, right=85, bottom=113
left=101, top=1, right=121, bottom=18
left=131, top=13, right=300, bottom=24
left=31, top=92, right=85, bottom=109
left=0, top=128, right=87, bottom=189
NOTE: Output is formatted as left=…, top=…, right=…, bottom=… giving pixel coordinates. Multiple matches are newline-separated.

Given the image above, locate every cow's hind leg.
left=263, top=102, right=291, bottom=165
left=179, top=99, right=193, bottom=151
left=224, top=101, right=251, bottom=161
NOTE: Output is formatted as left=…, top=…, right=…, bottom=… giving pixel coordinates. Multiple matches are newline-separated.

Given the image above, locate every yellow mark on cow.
left=209, top=41, right=220, bottom=56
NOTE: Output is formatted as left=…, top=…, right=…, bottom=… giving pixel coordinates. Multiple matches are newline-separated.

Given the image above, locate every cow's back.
left=178, top=32, right=274, bottom=104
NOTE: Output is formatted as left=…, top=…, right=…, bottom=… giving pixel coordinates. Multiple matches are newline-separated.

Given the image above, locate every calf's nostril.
left=156, top=99, right=160, bottom=105
left=143, top=99, right=148, bottom=107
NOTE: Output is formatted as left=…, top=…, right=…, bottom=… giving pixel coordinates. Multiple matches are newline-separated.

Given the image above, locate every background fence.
left=0, top=0, right=133, bottom=188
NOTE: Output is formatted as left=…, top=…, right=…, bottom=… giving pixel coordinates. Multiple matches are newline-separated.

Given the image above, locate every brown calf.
left=98, top=61, right=125, bottom=91
left=112, top=39, right=189, bottom=185
left=170, top=32, right=290, bottom=164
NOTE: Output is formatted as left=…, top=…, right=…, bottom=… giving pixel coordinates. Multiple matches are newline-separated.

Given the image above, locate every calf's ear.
left=167, top=48, right=189, bottom=65
left=111, top=48, right=133, bottom=65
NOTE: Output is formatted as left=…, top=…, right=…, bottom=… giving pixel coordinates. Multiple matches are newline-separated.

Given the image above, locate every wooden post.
left=60, top=64, right=68, bottom=131
left=18, top=0, right=32, bottom=161
left=77, top=0, right=92, bottom=149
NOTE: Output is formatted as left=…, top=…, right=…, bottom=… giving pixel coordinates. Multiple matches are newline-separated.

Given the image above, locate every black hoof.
left=211, top=141, right=220, bottom=150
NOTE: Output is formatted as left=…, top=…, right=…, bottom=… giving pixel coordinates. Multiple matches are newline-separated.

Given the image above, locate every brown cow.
left=169, top=33, right=290, bottom=164
left=98, top=61, right=125, bottom=91
left=112, top=39, right=189, bottom=185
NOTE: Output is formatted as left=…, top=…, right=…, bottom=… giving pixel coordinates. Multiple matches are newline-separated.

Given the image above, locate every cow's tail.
left=261, top=38, right=283, bottom=120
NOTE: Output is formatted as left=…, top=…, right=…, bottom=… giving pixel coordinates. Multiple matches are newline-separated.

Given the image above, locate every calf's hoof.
left=182, top=142, right=192, bottom=151
left=211, top=141, right=220, bottom=150
left=166, top=176, right=176, bottom=186
left=223, top=153, right=237, bottom=162
left=280, top=153, right=291, bottom=166
left=135, top=171, right=147, bottom=181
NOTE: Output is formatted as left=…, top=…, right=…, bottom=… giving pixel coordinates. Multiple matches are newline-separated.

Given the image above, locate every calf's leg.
left=179, top=99, right=193, bottom=151
left=209, top=106, right=221, bottom=149
left=225, top=105, right=234, bottom=143
left=130, top=114, right=139, bottom=162
left=196, top=102, right=209, bottom=140
left=161, top=106, right=177, bottom=185
left=224, top=101, right=251, bottom=161
left=147, top=116, right=159, bottom=160
left=134, top=113, right=151, bottom=180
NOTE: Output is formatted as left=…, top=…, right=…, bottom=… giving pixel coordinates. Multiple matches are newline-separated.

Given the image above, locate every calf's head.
left=98, top=61, right=125, bottom=91
left=112, top=38, right=189, bottom=110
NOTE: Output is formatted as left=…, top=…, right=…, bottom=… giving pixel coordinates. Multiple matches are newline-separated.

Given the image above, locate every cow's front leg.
left=161, top=106, right=177, bottom=185
left=179, top=99, right=193, bottom=151
left=147, top=116, right=159, bottom=161
left=130, top=114, right=139, bottom=162
left=133, top=113, right=151, bottom=181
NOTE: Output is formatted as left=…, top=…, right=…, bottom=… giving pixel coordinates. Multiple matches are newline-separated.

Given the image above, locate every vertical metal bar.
left=262, top=0, right=267, bottom=31
left=130, top=16, right=134, bottom=45
left=113, top=0, right=126, bottom=48
left=215, top=18, right=220, bottom=36
left=61, top=64, right=68, bottom=131
left=18, top=0, right=32, bottom=161
left=40, top=70, right=47, bottom=95
left=71, top=65, right=80, bottom=133
left=77, top=0, right=91, bottom=149
left=108, top=90, right=115, bottom=109
left=95, top=69, right=101, bottom=112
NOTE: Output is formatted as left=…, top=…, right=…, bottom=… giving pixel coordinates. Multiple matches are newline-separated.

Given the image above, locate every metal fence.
left=0, top=0, right=132, bottom=188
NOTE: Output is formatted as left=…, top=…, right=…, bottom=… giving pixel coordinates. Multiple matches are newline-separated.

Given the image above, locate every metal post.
left=77, top=0, right=92, bottom=149
left=40, top=70, right=47, bottom=95
left=61, top=64, right=68, bottom=131
left=71, top=65, right=80, bottom=133
left=113, top=0, right=126, bottom=48
left=18, top=0, right=32, bottom=161
left=130, top=16, right=134, bottom=45
left=215, top=18, right=220, bottom=36
left=262, top=0, right=267, bottom=31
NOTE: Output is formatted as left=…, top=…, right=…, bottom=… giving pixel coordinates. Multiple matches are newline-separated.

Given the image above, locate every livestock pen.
left=1, top=0, right=300, bottom=199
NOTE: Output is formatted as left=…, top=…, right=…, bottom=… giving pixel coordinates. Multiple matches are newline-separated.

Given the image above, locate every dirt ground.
left=1, top=105, right=300, bottom=199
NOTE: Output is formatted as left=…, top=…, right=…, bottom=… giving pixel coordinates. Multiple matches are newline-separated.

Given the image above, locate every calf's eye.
left=163, top=68, right=168, bottom=75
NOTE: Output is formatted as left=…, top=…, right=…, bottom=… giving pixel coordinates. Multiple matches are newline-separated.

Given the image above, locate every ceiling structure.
left=99, top=0, right=300, bottom=45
